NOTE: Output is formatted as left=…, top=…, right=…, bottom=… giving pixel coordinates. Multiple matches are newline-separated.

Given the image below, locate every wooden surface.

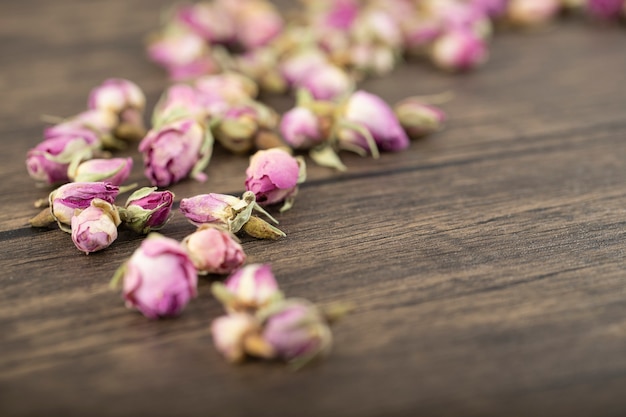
left=2, top=1, right=626, bottom=416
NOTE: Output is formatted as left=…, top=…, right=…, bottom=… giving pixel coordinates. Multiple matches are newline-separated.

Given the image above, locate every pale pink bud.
left=394, top=99, right=446, bottom=139
left=280, top=49, right=329, bottom=85
left=221, top=264, right=282, bottom=310
left=194, top=73, right=259, bottom=108
left=402, top=19, right=443, bottom=51
left=232, top=1, right=283, bottom=50
left=279, top=107, right=324, bottom=150
left=176, top=2, right=236, bottom=43
left=211, top=313, right=258, bottom=362
left=139, top=117, right=212, bottom=187
left=152, top=84, right=206, bottom=124
left=71, top=199, right=121, bottom=254
left=297, top=64, right=353, bottom=101
left=69, top=157, right=133, bottom=185
left=148, top=30, right=218, bottom=81
left=49, top=182, right=119, bottom=228
left=352, top=9, right=403, bottom=48
left=507, top=0, right=561, bottom=26
left=340, top=90, right=410, bottom=153
left=431, top=29, right=489, bottom=72
left=118, top=234, right=197, bottom=319
left=586, top=0, right=624, bottom=19
left=245, top=148, right=304, bottom=207
left=261, top=299, right=332, bottom=362
left=26, top=126, right=100, bottom=184
left=60, top=109, right=118, bottom=136
left=310, top=0, right=359, bottom=30
left=182, top=225, right=246, bottom=275
left=88, top=78, right=145, bottom=114
left=472, top=0, right=509, bottom=18
left=122, top=187, right=175, bottom=234
left=350, top=44, right=397, bottom=76
left=179, top=193, right=241, bottom=226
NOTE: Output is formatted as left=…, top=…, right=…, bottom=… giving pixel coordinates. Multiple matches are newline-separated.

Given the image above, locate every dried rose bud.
left=297, top=64, right=353, bottom=101
left=259, top=298, right=333, bottom=364
left=211, top=313, right=265, bottom=362
left=430, top=29, right=489, bottom=72
left=88, top=78, right=146, bottom=141
left=175, top=2, right=235, bottom=43
left=57, top=109, right=118, bottom=137
left=507, top=0, right=561, bottom=26
left=139, top=117, right=213, bottom=187
left=26, top=126, right=100, bottom=184
left=310, top=0, right=359, bottom=30
left=152, top=84, right=206, bottom=126
left=585, top=0, right=624, bottom=19
left=49, top=182, right=119, bottom=231
left=472, top=0, right=510, bottom=18
left=235, top=47, right=288, bottom=94
left=71, top=199, right=121, bottom=254
left=393, top=99, right=446, bottom=139
left=245, top=148, right=306, bottom=211
left=352, top=9, right=403, bottom=48
left=111, top=233, right=197, bottom=319
left=279, top=106, right=324, bottom=150
left=213, top=102, right=278, bottom=154
left=148, top=28, right=219, bottom=81
left=180, top=193, right=242, bottom=227
left=68, top=157, right=133, bottom=185
left=180, top=191, right=284, bottom=238
left=181, top=224, right=246, bottom=275
left=280, top=49, right=329, bottom=86
left=212, top=263, right=283, bottom=311
left=228, top=0, right=284, bottom=50
left=338, top=90, right=409, bottom=154
left=194, top=73, right=259, bottom=107
left=350, top=43, right=397, bottom=76
left=120, top=187, right=175, bottom=234
left=437, top=3, right=493, bottom=39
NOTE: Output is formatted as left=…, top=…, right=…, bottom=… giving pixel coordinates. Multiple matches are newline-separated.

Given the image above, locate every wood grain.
left=1, top=1, right=626, bottom=416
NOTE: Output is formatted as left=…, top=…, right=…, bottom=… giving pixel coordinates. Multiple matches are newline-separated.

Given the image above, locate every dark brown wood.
left=2, top=1, right=626, bottom=416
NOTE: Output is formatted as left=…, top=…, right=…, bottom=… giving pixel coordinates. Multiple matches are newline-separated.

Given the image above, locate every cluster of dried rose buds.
left=210, top=264, right=347, bottom=367
left=26, top=79, right=146, bottom=185
left=30, top=182, right=174, bottom=254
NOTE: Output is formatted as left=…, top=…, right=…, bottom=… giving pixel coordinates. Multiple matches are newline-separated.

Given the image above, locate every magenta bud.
left=339, top=90, right=409, bottom=153
left=139, top=117, right=212, bottom=187
left=182, top=225, right=246, bottom=275
left=586, top=0, right=624, bottom=19
left=71, top=199, right=121, bottom=254
left=49, top=182, right=119, bottom=230
left=115, top=233, right=198, bottom=319
left=431, top=29, right=489, bottom=72
left=279, top=107, right=324, bottom=150
left=69, top=157, right=133, bottom=185
left=245, top=148, right=305, bottom=209
left=394, top=99, right=446, bottom=139
left=26, top=126, right=101, bottom=184
left=122, top=187, right=175, bottom=234
left=260, top=299, right=332, bottom=363
left=179, top=193, right=241, bottom=226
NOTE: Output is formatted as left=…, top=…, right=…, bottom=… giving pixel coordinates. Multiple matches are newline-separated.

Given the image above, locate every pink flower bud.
left=312, top=0, right=359, bottom=30
left=230, top=0, right=284, bottom=50
left=245, top=148, right=304, bottom=207
left=430, top=29, right=489, bottom=72
left=213, top=103, right=277, bottom=154
left=394, top=99, right=447, bottom=139
left=26, top=126, right=100, bottom=184
left=71, top=199, right=121, bottom=254
left=179, top=193, right=241, bottom=226
left=69, top=157, right=133, bottom=185
left=507, top=0, right=561, bottom=26
left=148, top=30, right=218, bottom=81
left=350, top=44, right=397, bottom=76
left=117, top=234, right=197, bottom=319
left=210, top=313, right=259, bottom=362
left=122, top=187, right=175, bottom=234
left=194, top=73, right=259, bottom=107
left=279, top=107, right=324, bottom=150
left=215, top=264, right=282, bottom=311
left=139, top=117, right=212, bottom=187
left=88, top=78, right=145, bottom=114
left=281, top=49, right=329, bottom=86
left=176, top=2, right=235, bottom=43
left=261, top=299, right=332, bottom=362
left=297, top=64, right=353, bottom=101
left=352, top=9, right=403, bottom=48
left=152, top=84, right=206, bottom=124
left=340, top=90, right=410, bottom=153
left=49, top=182, right=120, bottom=229
left=182, top=225, right=246, bottom=275
left=60, top=109, right=118, bottom=136
left=472, top=0, right=509, bottom=18
left=586, top=0, right=624, bottom=19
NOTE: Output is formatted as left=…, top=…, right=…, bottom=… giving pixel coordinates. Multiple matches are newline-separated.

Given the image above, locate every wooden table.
left=2, top=1, right=626, bottom=416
